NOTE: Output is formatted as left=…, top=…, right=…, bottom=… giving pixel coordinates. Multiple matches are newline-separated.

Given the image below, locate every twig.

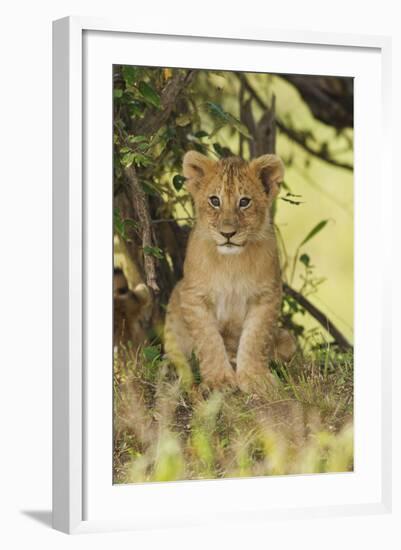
left=283, top=283, right=352, bottom=351
left=239, top=80, right=245, bottom=157
left=237, top=73, right=353, bottom=172
left=124, top=165, right=160, bottom=293
left=151, top=217, right=194, bottom=224
left=277, top=123, right=353, bottom=172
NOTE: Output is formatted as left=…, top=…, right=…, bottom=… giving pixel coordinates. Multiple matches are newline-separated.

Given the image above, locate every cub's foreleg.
left=179, top=289, right=236, bottom=387
left=236, top=292, right=280, bottom=391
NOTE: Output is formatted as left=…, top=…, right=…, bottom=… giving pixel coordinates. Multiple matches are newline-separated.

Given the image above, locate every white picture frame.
left=52, top=16, right=392, bottom=534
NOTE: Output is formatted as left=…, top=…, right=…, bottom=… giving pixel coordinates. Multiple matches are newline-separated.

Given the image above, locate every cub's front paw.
left=201, top=361, right=236, bottom=389
left=236, top=363, right=277, bottom=393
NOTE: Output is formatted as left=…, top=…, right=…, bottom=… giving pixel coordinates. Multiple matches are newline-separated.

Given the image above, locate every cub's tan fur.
left=164, top=151, right=295, bottom=390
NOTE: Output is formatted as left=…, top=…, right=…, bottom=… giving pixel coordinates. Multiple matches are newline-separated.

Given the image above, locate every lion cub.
left=113, top=268, right=151, bottom=350
left=164, top=152, right=295, bottom=390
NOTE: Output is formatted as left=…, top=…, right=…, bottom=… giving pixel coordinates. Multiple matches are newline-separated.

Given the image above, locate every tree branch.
left=283, top=283, right=352, bottom=351
left=124, top=165, right=159, bottom=293
left=279, top=74, right=353, bottom=129
left=236, top=73, right=353, bottom=172
left=133, top=70, right=196, bottom=136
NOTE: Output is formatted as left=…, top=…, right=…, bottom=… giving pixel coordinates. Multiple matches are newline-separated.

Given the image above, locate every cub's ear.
left=250, top=154, right=285, bottom=198
left=183, top=151, right=216, bottom=185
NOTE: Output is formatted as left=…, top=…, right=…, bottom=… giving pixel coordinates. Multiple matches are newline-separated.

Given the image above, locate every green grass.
left=113, top=343, right=353, bottom=484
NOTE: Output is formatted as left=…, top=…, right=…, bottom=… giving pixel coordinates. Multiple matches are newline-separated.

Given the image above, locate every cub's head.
left=183, top=151, right=284, bottom=255
left=113, top=268, right=151, bottom=346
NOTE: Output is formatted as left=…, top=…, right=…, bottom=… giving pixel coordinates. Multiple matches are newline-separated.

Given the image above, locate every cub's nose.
left=220, top=231, right=237, bottom=240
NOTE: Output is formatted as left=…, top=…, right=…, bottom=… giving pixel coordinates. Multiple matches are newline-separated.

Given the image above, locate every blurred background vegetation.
left=112, top=65, right=354, bottom=483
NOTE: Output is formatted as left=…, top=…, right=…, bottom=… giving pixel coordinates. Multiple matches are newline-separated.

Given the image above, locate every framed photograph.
left=52, top=17, right=392, bottom=534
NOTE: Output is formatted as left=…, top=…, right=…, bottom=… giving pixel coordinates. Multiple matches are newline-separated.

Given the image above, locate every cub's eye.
left=209, top=195, right=220, bottom=208
left=116, top=287, right=129, bottom=296
left=239, top=197, right=251, bottom=209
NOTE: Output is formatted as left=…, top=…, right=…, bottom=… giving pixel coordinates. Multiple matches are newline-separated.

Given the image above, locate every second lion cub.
left=164, top=151, right=295, bottom=391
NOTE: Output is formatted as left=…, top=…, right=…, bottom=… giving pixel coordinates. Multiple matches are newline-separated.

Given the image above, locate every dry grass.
left=113, top=343, right=353, bottom=484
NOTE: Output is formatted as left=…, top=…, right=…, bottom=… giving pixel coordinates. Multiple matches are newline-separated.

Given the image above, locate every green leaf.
left=128, top=135, right=148, bottom=144
left=206, top=101, right=227, bottom=120
left=143, top=246, right=164, bottom=259
left=224, top=112, right=252, bottom=139
left=194, top=130, right=209, bottom=139
left=175, top=113, right=192, bottom=127
left=113, top=210, right=138, bottom=240
left=164, top=127, right=177, bottom=139
left=113, top=88, right=123, bottom=99
left=299, top=220, right=329, bottom=247
left=138, top=81, right=161, bottom=109
left=122, top=66, right=139, bottom=86
left=172, top=175, right=186, bottom=191
left=213, top=142, right=226, bottom=157
left=113, top=208, right=124, bottom=237
left=206, top=101, right=252, bottom=139
left=133, top=153, right=152, bottom=167
left=128, top=100, right=145, bottom=117
left=141, top=181, right=160, bottom=197
left=136, top=142, right=149, bottom=152
left=142, top=345, right=161, bottom=362
left=122, top=218, right=138, bottom=233
left=121, top=152, right=135, bottom=168
left=299, top=253, right=310, bottom=267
